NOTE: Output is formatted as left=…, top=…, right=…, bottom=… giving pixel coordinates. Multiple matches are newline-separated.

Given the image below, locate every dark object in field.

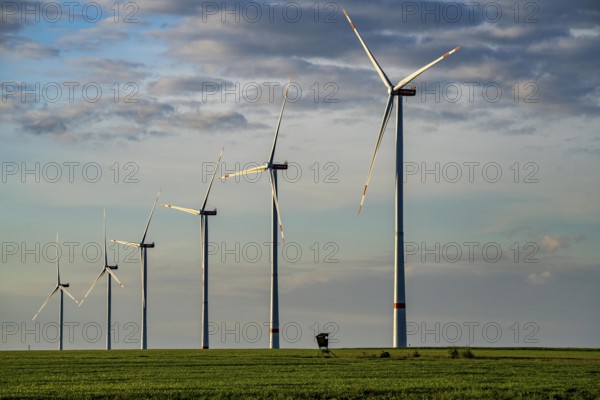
left=316, top=333, right=336, bottom=358
left=461, top=348, right=475, bottom=358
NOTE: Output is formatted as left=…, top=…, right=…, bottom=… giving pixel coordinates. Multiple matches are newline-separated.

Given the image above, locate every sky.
left=1, top=0, right=599, bottom=350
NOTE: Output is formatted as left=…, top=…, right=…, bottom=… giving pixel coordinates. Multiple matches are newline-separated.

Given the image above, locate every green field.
left=1, top=348, right=599, bottom=399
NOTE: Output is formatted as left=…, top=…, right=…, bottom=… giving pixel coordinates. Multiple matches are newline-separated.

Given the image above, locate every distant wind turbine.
left=32, top=233, right=79, bottom=351
left=343, top=9, right=460, bottom=348
left=79, top=209, right=124, bottom=350
left=111, top=190, right=161, bottom=350
left=220, top=80, right=290, bottom=349
left=161, top=147, right=224, bottom=350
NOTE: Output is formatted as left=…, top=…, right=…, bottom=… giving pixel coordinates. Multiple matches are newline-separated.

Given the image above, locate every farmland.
left=1, top=348, right=599, bottom=399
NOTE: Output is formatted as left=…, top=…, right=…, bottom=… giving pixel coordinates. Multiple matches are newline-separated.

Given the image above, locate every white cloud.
left=526, top=271, right=553, bottom=285
left=539, top=235, right=570, bottom=253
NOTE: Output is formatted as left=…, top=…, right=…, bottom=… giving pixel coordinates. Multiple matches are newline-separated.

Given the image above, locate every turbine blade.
left=359, top=95, right=394, bottom=215
left=79, top=269, right=106, bottom=306
left=269, top=78, right=291, bottom=164
left=106, top=268, right=125, bottom=288
left=220, top=164, right=268, bottom=181
left=32, top=286, right=59, bottom=320
left=393, top=46, right=461, bottom=91
left=343, top=9, right=392, bottom=89
left=269, top=170, right=285, bottom=243
left=111, top=240, right=140, bottom=248
left=161, top=204, right=200, bottom=216
left=141, top=189, right=161, bottom=244
left=201, top=146, right=225, bottom=213
left=60, top=286, right=79, bottom=304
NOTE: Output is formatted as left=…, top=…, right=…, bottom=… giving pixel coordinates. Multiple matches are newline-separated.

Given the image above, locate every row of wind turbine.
left=32, top=8, right=459, bottom=350
left=33, top=193, right=162, bottom=351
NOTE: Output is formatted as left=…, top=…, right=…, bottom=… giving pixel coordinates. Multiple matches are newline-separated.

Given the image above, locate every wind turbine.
left=32, top=233, right=79, bottom=351
left=161, top=147, right=224, bottom=350
left=343, top=9, right=460, bottom=348
left=220, top=80, right=290, bottom=349
left=111, top=190, right=161, bottom=350
left=79, top=209, right=124, bottom=350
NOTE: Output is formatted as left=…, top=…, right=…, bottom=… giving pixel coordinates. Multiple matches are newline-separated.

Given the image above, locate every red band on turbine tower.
left=394, top=303, right=406, bottom=309
left=202, top=346, right=209, bottom=349
left=270, top=328, right=279, bottom=333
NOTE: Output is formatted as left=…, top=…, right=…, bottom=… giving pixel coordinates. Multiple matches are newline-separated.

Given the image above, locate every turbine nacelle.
left=271, top=163, right=288, bottom=170
left=201, top=209, right=217, bottom=216
left=141, top=243, right=155, bottom=249
left=390, top=85, right=417, bottom=97
left=60, top=283, right=69, bottom=288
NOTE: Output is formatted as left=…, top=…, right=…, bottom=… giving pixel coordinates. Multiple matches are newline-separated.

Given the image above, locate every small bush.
left=380, top=351, right=390, bottom=358
left=412, top=351, right=421, bottom=358
left=461, top=348, right=475, bottom=359
left=448, top=348, right=459, bottom=359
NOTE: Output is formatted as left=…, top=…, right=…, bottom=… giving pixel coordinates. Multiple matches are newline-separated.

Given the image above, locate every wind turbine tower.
left=32, top=233, right=79, bottom=350
left=111, top=190, right=161, bottom=349
left=162, top=147, right=224, bottom=349
left=79, top=209, right=124, bottom=350
left=220, top=81, right=290, bottom=349
left=343, top=9, right=460, bottom=348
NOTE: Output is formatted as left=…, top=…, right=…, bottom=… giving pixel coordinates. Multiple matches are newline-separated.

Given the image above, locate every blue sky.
left=1, top=0, right=599, bottom=350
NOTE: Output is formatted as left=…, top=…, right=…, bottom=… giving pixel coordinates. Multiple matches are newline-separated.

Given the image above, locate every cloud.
left=92, top=0, right=203, bottom=16
left=503, top=229, right=586, bottom=255
left=0, top=1, right=59, bottom=59
left=5, top=0, right=600, bottom=143
left=67, top=58, right=147, bottom=82
left=0, top=35, right=59, bottom=59
left=539, top=235, right=571, bottom=253
left=20, top=114, right=66, bottom=135
left=138, top=0, right=600, bottom=121
left=172, top=110, right=252, bottom=132
left=526, top=271, right=553, bottom=285
left=111, top=99, right=175, bottom=124
left=148, top=76, right=234, bottom=96
left=7, top=95, right=176, bottom=142
left=55, top=17, right=130, bottom=51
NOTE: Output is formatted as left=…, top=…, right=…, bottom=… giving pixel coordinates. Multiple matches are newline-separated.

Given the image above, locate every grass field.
left=1, top=348, right=599, bottom=399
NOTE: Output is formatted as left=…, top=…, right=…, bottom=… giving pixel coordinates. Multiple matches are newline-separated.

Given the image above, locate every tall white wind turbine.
left=79, top=209, right=124, bottom=350
left=161, top=147, right=224, bottom=350
left=343, top=9, right=460, bottom=348
left=32, top=233, right=79, bottom=351
left=220, top=81, right=290, bottom=349
left=111, top=190, right=161, bottom=350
